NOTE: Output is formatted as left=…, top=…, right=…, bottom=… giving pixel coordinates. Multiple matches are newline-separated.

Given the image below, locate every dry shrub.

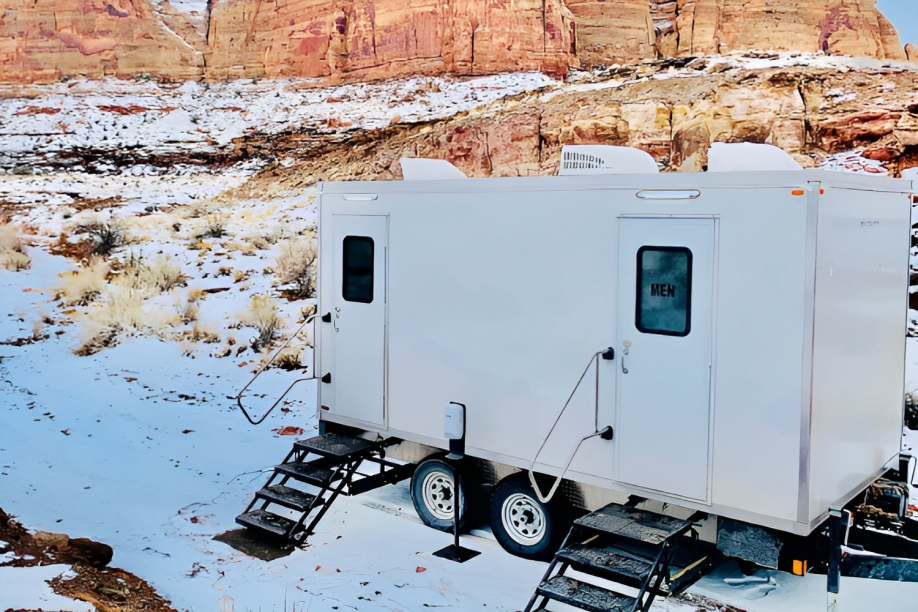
left=196, top=214, right=229, bottom=239
left=74, top=287, right=179, bottom=355
left=73, top=217, right=128, bottom=255
left=274, top=238, right=317, bottom=298
left=233, top=270, right=250, bottom=284
left=0, top=224, right=31, bottom=271
left=56, top=259, right=110, bottom=306
left=119, top=254, right=185, bottom=295
left=242, top=294, right=284, bottom=351
left=275, top=348, right=303, bottom=371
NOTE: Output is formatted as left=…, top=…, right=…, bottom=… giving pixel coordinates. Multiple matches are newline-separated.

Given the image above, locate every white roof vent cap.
left=559, top=145, right=659, bottom=175
left=400, top=158, right=468, bottom=180
left=707, top=143, right=803, bottom=172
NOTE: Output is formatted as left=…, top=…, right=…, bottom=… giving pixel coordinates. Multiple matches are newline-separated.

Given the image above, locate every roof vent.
left=400, top=158, right=468, bottom=180
left=707, top=143, right=803, bottom=172
left=559, top=145, right=659, bottom=175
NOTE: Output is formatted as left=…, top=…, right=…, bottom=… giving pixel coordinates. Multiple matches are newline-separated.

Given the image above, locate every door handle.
left=621, top=357, right=628, bottom=374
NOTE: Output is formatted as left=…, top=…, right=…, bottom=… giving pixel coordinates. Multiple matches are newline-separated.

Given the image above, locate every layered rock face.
left=205, top=0, right=575, bottom=81
left=0, top=0, right=911, bottom=84
left=0, top=0, right=204, bottom=82
left=568, top=0, right=908, bottom=65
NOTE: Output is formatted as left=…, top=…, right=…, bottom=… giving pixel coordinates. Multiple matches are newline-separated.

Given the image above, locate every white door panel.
left=615, top=217, right=715, bottom=501
left=330, top=215, right=387, bottom=427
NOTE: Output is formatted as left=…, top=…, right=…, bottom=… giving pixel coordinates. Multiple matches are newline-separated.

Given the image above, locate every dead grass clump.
left=242, top=295, right=285, bottom=351
left=73, top=218, right=128, bottom=256
left=274, top=238, right=317, bottom=298
left=186, top=287, right=206, bottom=303
left=119, top=254, right=186, bottom=295
left=56, top=259, right=110, bottom=306
left=0, top=223, right=31, bottom=271
left=190, top=323, right=220, bottom=344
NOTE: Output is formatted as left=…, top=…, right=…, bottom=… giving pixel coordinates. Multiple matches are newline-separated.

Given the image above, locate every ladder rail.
left=234, top=312, right=317, bottom=425
left=526, top=349, right=615, bottom=503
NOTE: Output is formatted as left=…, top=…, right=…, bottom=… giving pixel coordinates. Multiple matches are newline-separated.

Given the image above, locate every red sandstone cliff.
left=0, top=0, right=204, bottom=82
left=0, top=0, right=911, bottom=84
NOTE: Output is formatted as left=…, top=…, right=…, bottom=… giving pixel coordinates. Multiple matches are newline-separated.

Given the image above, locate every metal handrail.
left=528, top=350, right=611, bottom=503
left=234, top=312, right=317, bottom=425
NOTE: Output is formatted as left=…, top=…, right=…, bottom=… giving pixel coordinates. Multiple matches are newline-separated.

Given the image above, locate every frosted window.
left=636, top=247, right=692, bottom=336
left=343, top=236, right=374, bottom=303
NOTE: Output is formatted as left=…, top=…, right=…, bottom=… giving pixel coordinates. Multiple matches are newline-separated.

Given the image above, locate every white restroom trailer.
left=314, top=145, right=914, bottom=553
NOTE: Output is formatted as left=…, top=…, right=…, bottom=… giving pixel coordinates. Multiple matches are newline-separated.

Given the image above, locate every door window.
left=635, top=246, right=692, bottom=336
left=342, top=236, right=374, bottom=303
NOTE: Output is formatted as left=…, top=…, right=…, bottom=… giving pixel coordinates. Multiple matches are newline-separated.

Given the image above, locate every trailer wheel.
left=489, top=473, right=569, bottom=561
left=410, top=458, right=472, bottom=532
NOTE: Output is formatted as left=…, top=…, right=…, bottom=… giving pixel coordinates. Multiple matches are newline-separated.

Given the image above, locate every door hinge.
left=601, top=347, right=615, bottom=360
left=321, top=373, right=332, bottom=384
left=322, top=312, right=332, bottom=323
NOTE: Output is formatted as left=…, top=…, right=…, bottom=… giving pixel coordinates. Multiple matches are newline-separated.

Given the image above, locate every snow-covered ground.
left=2, top=162, right=918, bottom=611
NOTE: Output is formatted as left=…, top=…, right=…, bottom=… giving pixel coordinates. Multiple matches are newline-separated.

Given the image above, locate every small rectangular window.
left=635, top=246, right=692, bottom=336
left=343, top=236, right=374, bottom=303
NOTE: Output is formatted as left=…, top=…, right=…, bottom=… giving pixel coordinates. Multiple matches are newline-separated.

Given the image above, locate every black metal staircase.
left=524, top=502, right=715, bottom=612
left=236, top=432, right=414, bottom=544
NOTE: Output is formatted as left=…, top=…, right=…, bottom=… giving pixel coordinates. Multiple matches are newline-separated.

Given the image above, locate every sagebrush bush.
left=74, top=217, right=127, bottom=255
left=196, top=214, right=229, bottom=239
left=274, top=238, right=317, bottom=298
left=0, top=224, right=31, bottom=271
left=242, top=294, right=285, bottom=351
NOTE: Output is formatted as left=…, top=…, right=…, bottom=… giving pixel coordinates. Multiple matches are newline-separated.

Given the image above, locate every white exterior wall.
left=807, top=186, right=912, bottom=523
left=318, top=171, right=913, bottom=535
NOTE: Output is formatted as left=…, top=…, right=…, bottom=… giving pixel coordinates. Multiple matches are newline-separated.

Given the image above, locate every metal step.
left=575, top=503, right=693, bottom=545
left=275, top=458, right=340, bottom=487
left=536, top=576, right=637, bottom=612
left=294, top=433, right=376, bottom=459
left=236, top=509, right=296, bottom=538
left=556, top=543, right=655, bottom=589
left=257, top=485, right=320, bottom=512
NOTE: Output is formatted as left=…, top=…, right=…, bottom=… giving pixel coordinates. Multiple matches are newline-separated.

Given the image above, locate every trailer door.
left=329, top=215, right=387, bottom=427
left=615, top=216, right=715, bottom=502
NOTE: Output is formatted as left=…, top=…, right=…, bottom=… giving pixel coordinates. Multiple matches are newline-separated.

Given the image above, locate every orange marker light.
left=792, top=189, right=805, bottom=196
left=820, top=189, right=825, bottom=195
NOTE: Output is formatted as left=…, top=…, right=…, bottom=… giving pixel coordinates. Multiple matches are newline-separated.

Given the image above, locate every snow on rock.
left=0, top=565, right=93, bottom=612
left=0, top=73, right=554, bottom=170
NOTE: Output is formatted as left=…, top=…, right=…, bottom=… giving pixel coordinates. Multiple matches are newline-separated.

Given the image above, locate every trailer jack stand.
left=827, top=508, right=849, bottom=612
left=432, top=459, right=480, bottom=563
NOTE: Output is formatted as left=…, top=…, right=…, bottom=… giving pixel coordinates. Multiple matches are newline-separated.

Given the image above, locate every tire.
left=410, top=457, right=473, bottom=532
left=489, top=472, right=571, bottom=561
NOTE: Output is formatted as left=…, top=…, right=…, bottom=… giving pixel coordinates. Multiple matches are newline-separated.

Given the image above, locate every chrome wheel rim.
left=421, top=469, right=455, bottom=520
left=502, top=493, right=547, bottom=546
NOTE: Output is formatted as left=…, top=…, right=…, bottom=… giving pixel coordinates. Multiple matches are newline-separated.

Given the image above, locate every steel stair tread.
left=274, top=458, right=340, bottom=486
left=536, top=576, right=637, bottom=612
left=294, top=433, right=376, bottom=458
left=257, top=485, right=320, bottom=512
left=575, top=503, right=693, bottom=545
left=236, top=509, right=296, bottom=537
left=556, top=543, right=655, bottom=587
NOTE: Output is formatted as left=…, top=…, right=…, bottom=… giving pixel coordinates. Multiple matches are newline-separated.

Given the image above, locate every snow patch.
left=0, top=565, right=94, bottom=612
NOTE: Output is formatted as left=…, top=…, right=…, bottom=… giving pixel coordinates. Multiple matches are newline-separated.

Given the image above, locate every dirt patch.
left=0, top=508, right=177, bottom=612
